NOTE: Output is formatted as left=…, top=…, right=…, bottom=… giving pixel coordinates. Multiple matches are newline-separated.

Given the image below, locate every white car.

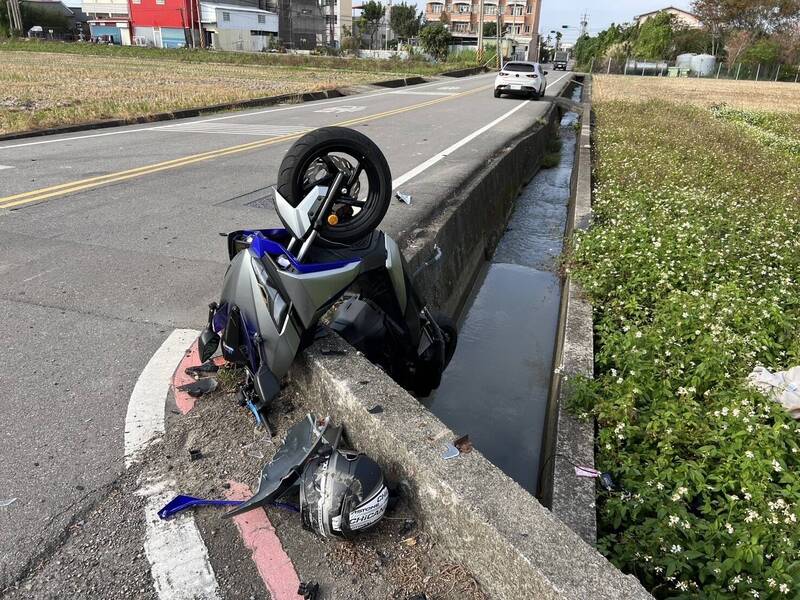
left=494, top=61, right=548, bottom=99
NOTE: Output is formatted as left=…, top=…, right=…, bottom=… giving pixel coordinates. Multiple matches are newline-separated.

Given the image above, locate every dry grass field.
left=0, top=51, right=394, bottom=134
left=593, top=74, right=800, bottom=113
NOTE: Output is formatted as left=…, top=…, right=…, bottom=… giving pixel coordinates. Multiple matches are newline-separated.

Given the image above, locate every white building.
left=200, top=2, right=278, bottom=51
left=634, top=6, right=702, bottom=29
left=322, top=0, right=353, bottom=47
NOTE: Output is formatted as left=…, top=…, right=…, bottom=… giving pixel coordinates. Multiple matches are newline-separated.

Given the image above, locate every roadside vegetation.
left=571, top=0, right=800, bottom=81
left=569, top=76, right=800, bottom=597
left=0, top=38, right=485, bottom=135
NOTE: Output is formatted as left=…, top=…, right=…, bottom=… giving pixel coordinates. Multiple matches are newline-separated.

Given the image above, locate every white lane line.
left=124, top=328, right=198, bottom=468
left=0, top=75, right=495, bottom=150
left=154, top=123, right=311, bottom=136
left=0, top=165, right=14, bottom=170
left=391, top=73, right=570, bottom=190
left=138, top=479, right=222, bottom=600
left=126, top=329, right=222, bottom=600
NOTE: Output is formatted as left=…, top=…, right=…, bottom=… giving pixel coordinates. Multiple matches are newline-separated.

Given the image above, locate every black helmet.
left=300, top=449, right=389, bottom=539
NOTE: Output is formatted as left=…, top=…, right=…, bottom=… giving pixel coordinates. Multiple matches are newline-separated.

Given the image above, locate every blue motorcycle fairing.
left=228, top=229, right=362, bottom=274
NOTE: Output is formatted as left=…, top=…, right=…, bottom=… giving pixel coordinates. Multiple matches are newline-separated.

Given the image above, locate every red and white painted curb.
left=125, top=329, right=302, bottom=599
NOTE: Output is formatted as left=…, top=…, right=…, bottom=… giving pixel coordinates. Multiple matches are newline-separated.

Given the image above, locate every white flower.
left=668, top=515, right=680, bottom=527
left=773, top=459, right=783, bottom=473
left=745, top=451, right=754, bottom=459
left=779, top=583, right=790, bottom=594
left=670, top=544, right=682, bottom=553
left=635, top=331, right=642, bottom=338
left=725, top=522, right=734, bottom=534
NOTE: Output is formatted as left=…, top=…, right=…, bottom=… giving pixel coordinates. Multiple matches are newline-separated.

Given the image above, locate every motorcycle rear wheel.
left=276, top=126, right=392, bottom=246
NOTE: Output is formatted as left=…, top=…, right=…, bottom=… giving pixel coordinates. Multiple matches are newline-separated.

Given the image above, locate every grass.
left=0, top=39, right=482, bottom=134
left=592, top=74, right=800, bottom=113
left=568, top=76, right=800, bottom=597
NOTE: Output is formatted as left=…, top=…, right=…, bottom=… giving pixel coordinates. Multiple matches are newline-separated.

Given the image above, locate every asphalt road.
left=0, top=69, right=571, bottom=591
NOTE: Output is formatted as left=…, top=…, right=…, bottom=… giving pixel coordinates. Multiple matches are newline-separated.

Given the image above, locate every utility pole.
left=579, top=12, right=588, bottom=37
left=7, top=0, right=23, bottom=36
left=496, top=10, right=501, bottom=69
left=476, top=0, right=484, bottom=62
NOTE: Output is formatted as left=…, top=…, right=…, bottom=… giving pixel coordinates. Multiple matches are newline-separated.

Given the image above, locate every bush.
left=419, top=22, right=451, bottom=62
left=570, top=98, right=800, bottom=598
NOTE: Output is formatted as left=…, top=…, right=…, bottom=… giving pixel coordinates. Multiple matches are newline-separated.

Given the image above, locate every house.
left=23, top=0, right=89, bottom=37
left=200, top=2, right=278, bottom=51
left=321, top=0, right=353, bottom=47
left=81, top=0, right=133, bottom=43
left=633, top=6, right=702, bottom=29
left=424, top=0, right=542, bottom=57
left=277, top=0, right=325, bottom=49
left=129, top=0, right=201, bottom=47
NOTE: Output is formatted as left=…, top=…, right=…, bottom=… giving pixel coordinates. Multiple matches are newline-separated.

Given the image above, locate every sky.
left=540, top=0, right=693, bottom=44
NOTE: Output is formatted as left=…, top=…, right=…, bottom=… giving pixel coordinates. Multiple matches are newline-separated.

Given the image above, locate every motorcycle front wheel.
left=276, top=126, right=392, bottom=246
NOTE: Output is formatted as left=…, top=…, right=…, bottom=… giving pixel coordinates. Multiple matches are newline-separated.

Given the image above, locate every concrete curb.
left=293, top=337, right=649, bottom=599
left=440, top=65, right=490, bottom=78
left=0, top=75, right=428, bottom=142
left=539, top=75, right=600, bottom=545
left=290, top=78, right=650, bottom=598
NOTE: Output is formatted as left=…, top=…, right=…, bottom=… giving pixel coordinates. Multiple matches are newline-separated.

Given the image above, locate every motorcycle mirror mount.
left=198, top=302, right=220, bottom=363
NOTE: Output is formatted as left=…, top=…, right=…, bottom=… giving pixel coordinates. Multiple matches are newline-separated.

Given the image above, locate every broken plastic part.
left=395, top=191, right=412, bottom=205
left=177, top=378, right=218, bottom=398
left=158, top=495, right=242, bottom=519
left=189, top=449, right=203, bottom=461
left=224, top=414, right=331, bottom=518
left=441, top=443, right=459, bottom=460
left=298, top=581, right=320, bottom=600
left=158, top=494, right=298, bottom=520
left=367, top=404, right=384, bottom=414
left=0, top=498, right=17, bottom=508
left=185, top=361, right=220, bottom=377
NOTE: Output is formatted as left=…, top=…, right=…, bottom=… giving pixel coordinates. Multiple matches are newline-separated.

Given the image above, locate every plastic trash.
left=395, top=191, right=412, bottom=205
left=0, top=498, right=18, bottom=507
left=442, top=443, right=459, bottom=460
left=747, top=365, right=800, bottom=419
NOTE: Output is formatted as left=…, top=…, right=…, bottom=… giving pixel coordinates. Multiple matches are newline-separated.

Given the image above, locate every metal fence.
left=582, top=56, right=800, bottom=83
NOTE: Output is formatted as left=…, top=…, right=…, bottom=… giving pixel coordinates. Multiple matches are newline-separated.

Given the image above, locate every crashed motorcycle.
left=198, top=127, right=457, bottom=425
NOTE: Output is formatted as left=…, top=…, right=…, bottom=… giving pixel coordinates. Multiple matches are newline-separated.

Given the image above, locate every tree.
left=340, top=25, right=361, bottom=53
left=483, top=21, right=496, bottom=38
left=634, top=11, right=674, bottom=59
left=742, top=36, right=780, bottom=64
left=419, top=22, right=451, bottom=61
left=358, top=1, right=385, bottom=49
left=693, top=0, right=800, bottom=41
left=724, top=29, right=752, bottom=64
left=389, top=2, right=420, bottom=44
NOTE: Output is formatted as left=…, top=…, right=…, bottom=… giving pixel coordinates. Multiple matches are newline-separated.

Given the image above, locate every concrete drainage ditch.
left=291, top=75, right=652, bottom=599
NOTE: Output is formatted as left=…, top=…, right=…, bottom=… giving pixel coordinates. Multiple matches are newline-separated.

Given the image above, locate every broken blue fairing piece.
left=158, top=494, right=298, bottom=520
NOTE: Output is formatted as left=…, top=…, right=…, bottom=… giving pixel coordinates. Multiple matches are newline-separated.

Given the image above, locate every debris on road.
left=0, top=497, right=18, bottom=507
left=177, top=377, right=218, bottom=398
left=395, top=191, right=412, bottom=205
left=185, top=361, right=220, bottom=377
left=158, top=495, right=242, bottom=520
left=298, top=580, right=320, bottom=600
left=188, top=448, right=204, bottom=461
left=367, top=404, right=384, bottom=414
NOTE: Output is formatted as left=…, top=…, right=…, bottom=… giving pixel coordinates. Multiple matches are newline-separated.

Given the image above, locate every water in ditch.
left=422, top=87, right=582, bottom=494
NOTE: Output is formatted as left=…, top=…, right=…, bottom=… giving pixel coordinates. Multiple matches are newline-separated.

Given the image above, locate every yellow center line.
left=0, top=84, right=491, bottom=210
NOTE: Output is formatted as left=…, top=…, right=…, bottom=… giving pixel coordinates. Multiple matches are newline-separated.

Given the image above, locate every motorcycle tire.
left=276, top=127, right=392, bottom=246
